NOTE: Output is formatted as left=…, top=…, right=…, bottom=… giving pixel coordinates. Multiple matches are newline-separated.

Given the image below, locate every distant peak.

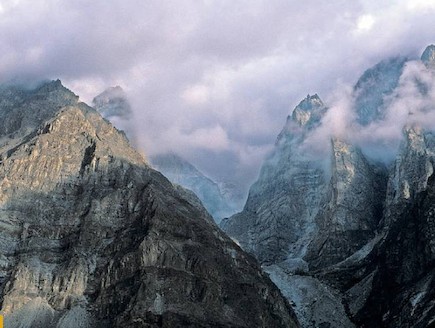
left=92, top=86, right=132, bottom=119
left=421, top=44, right=435, bottom=68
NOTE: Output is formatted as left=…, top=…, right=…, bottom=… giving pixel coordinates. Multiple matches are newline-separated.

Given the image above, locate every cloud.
left=0, top=0, right=434, bottom=192
left=355, top=14, right=376, bottom=33
left=300, top=59, right=435, bottom=164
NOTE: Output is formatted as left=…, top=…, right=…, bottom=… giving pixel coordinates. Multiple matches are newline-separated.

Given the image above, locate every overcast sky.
left=1, top=0, right=435, bottom=190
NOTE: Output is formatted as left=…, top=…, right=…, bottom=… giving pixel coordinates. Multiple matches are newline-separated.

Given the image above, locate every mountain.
left=0, top=80, right=298, bottom=327
left=221, top=94, right=330, bottom=265
left=222, top=45, right=435, bottom=327
left=150, top=153, right=240, bottom=223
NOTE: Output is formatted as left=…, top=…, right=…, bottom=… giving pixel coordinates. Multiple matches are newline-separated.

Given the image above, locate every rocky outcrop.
left=350, top=128, right=435, bottom=327
left=0, top=81, right=298, bottom=328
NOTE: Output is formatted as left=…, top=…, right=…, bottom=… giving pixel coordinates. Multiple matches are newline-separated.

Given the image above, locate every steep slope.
left=0, top=81, right=298, bottom=328
left=150, top=153, right=237, bottom=223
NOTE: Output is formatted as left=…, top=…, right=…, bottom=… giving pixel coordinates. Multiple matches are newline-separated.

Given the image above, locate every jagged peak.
left=421, top=44, right=435, bottom=68
left=291, top=93, right=326, bottom=128
left=295, top=94, right=324, bottom=111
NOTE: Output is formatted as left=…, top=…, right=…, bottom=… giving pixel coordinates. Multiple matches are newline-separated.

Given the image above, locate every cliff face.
left=351, top=128, right=435, bottom=327
left=305, top=139, right=387, bottom=270
left=0, top=81, right=298, bottom=328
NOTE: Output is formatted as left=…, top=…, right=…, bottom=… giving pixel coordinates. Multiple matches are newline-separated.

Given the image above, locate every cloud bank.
left=1, top=0, right=435, bottom=190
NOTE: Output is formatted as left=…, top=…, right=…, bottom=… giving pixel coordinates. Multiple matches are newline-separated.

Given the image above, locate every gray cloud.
left=0, top=0, right=435, bottom=191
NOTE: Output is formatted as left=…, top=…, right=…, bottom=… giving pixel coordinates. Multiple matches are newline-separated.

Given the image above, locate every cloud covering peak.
left=0, top=0, right=435, bottom=191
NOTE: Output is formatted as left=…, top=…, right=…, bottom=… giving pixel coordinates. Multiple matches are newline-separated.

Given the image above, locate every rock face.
left=222, top=45, right=435, bottom=327
left=353, top=56, right=406, bottom=125
left=422, top=44, right=435, bottom=68
left=349, top=127, right=435, bottom=327
left=0, top=81, right=298, bottom=328
left=304, top=139, right=387, bottom=270
left=150, top=153, right=238, bottom=223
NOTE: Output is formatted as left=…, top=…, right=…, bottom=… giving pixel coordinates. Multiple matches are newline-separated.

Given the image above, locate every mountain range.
left=222, top=44, right=435, bottom=327
left=1, top=44, right=435, bottom=328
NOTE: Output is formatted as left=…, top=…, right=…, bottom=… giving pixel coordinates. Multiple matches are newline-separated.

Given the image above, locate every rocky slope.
left=0, top=80, right=298, bottom=327
left=222, top=45, right=435, bottom=327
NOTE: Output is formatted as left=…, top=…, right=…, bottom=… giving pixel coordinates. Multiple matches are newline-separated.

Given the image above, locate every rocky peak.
left=291, top=94, right=326, bottom=128
left=276, top=94, right=326, bottom=145
left=0, top=80, right=79, bottom=146
left=421, top=44, right=435, bottom=68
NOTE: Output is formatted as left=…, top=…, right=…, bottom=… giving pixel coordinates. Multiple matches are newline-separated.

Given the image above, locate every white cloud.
left=407, top=0, right=435, bottom=12
left=181, top=85, right=210, bottom=106
left=0, top=0, right=434, bottom=191
left=356, top=14, right=375, bottom=32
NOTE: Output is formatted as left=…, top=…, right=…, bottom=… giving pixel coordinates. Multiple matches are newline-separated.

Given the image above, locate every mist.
left=301, top=57, right=435, bottom=166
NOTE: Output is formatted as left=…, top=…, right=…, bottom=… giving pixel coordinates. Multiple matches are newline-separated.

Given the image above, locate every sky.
left=1, top=0, right=435, bottom=192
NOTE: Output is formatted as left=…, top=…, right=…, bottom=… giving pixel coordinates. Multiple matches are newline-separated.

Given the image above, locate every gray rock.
left=421, top=44, right=435, bottom=68
left=305, top=139, right=387, bottom=270
left=353, top=57, right=406, bottom=125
